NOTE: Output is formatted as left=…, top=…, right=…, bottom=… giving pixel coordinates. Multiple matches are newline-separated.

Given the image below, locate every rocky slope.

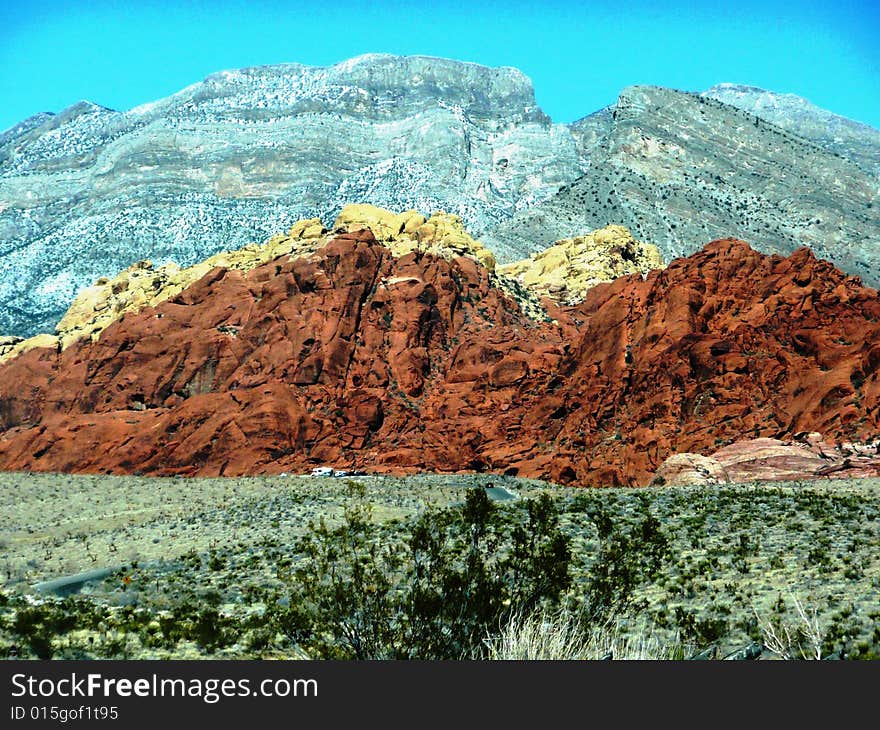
left=0, top=219, right=327, bottom=362
left=0, top=205, right=544, bottom=363
left=0, top=231, right=877, bottom=486
left=0, top=54, right=583, bottom=337
left=483, top=86, right=880, bottom=285
left=702, top=83, right=880, bottom=177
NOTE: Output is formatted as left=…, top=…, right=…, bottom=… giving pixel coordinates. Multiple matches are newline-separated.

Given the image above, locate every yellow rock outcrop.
left=0, top=206, right=550, bottom=364
left=0, top=333, right=59, bottom=362
left=333, top=204, right=496, bottom=272
left=0, top=220, right=329, bottom=364
left=333, top=204, right=426, bottom=241
left=498, top=225, right=665, bottom=304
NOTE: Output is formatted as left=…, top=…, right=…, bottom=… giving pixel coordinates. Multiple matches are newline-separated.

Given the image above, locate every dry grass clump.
left=754, top=595, right=826, bottom=660
left=482, top=608, right=680, bottom=660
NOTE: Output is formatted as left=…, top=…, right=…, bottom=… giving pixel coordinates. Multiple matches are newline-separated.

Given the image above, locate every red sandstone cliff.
left=0, top=232, right=877, bottom=485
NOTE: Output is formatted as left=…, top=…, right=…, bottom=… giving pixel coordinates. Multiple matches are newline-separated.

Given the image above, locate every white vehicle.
left=310, top=466, right=355, bottom=478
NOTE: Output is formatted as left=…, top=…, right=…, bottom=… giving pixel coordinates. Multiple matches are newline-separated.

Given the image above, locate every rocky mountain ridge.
left=482, top=85, right=880, bottom=281
left=701, top=83, right=880, bottom=177
left=0, top=54, right=583, bottom=337
left=2, top=55, right=878, bottom=338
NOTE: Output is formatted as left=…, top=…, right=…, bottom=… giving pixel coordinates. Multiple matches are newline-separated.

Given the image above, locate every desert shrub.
left=673, top=606, right=729, bottom=647
left=7, top=597, right=107, bottom=659
left=191, top=607, right=229, bottom=653
left=284, top=487, right=572, bottom=659
left=483, top=607, right=593, bottom=660
left=582, top=500, right=670, bottom=619
left=755, top=595, right=829, bottom=660
left=155, top=600, right=237, bottom=653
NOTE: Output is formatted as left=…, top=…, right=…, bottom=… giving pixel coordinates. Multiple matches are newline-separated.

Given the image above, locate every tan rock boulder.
left=287, top=218, right=326, bottom=240
left=333, top=204, right=426, bottom=241
left=709, top=438, right=825, bottom=482
left=413, top=212, right=496, bottom=272
left=499, top=224, right=664, bottom=304
left=0, top=336, right=23, bottom=358
left=652, top=435, right=880, bottom=486
left=650, top=453, right=730, bottom=486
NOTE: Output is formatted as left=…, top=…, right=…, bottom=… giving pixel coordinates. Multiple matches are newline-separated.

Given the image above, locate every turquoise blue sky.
left=1, top=0, right=878, bottom=131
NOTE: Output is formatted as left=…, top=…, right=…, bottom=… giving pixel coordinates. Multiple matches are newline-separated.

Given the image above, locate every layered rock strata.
left=702, top=83, right=880, bottom=177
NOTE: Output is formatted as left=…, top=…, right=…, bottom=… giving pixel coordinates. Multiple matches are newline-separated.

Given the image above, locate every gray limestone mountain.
left=0, top=54, right=583, bottom=336
left=2, top=55, right=879, bottom=338
left=482, top=85, right=880, bottom=280
left=701, top=83, right=880, bottom=178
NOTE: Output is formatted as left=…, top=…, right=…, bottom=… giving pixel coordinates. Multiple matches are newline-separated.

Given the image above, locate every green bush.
left=284, top=487, right=572, bottom=659
left=582, top=500, right=670, bottom=619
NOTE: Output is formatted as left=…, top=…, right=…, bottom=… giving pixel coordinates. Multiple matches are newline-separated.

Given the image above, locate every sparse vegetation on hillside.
left=1, top=475, right=878, bottom=659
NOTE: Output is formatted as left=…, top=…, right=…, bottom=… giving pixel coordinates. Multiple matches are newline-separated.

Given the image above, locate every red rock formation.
left=536, top=239, right=880, bottom=484
left=0, top=234, right=878, bottom=485
left=0, top=231, right=566, bottom=478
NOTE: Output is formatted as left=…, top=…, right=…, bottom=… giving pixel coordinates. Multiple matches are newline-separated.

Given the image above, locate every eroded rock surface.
left=0, top=220, right=328, bottom=362
left=332, top=204, right=497, bottom=271
left=653, top=435, right=880, bottom=485
left=0, top=231, right=567, bottom=478
left=650, top=453, right=731, bottom=486
left=0, top=235, right=878, bottom=486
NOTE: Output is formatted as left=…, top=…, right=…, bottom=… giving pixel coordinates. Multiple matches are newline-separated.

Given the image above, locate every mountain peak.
left=705, top=82, right=769, bottom=95
left=194, top=54, right=537, bottom=105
